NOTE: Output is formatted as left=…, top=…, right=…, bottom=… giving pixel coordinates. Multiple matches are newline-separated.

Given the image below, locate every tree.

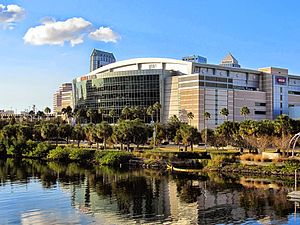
left=187, top=112, right=194, bottom=125
left=72, top=125, right=85, bottom=147
left=96, top=121, right=113, bottom=150
left=203, top=112, right=211, bottom=150
left=220, top=108, right=229, bottom=121
left=36, top=111, right=45, bottom=121
left=28, top=110, right=35, bottom=122
left=200, top=128, right=215, bottom=146
left=240, top=106, right=250, bottom=120
left=109, top=109, right=117, bottom=124
left=44, top=107, right=51, bottom=120
left=41, top=123, right=58, bottom=144
left=153, top=102, right=162, bottom=122
left=121, top=106, right=131, bottom=120
left=274, top=114, right=293, bottom=137
left=113, top=120, right=134, bottom=151
left=62, top=106, right=73, bottom=123
left=74, top=108, right=86, bottom=124
left=58, top=123, right=73, bottom=144
left=179, top=124, right=200, bottom=151
left=86, top=109, right=96, bottom=124
left=215, top=121, right=240, bottom=147
left=131, top=119, right=149, bottom=149
left=98, top=107, right=105, bottom=122
left=147, top=105, right=155, bottom=123
left=166, top=115, right=182, bottom=141
left=84, top=123, right=103, bottom=148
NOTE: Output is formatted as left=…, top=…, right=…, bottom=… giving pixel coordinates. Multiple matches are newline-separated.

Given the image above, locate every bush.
left=68, top=148, right=95, bottom=163
left=240, top=154, right=254, bottom=161
left=47, top=146, right=70, bottom=161
left=283, top=158, right=300, bottom=172
left=7, top=142, right=28, bottom=157
left=95, top=151, right=133, bottom=166
left=206, top=155, right=236, bottom=168
left=29, top=142, right=53, bottom=158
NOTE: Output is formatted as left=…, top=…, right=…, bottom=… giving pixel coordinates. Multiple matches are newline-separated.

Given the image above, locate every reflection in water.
left=0, top=158, right=299, bottom=225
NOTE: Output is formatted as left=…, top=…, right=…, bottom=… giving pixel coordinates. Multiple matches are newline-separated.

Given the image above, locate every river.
left=0, top=159, right=299, bottom=225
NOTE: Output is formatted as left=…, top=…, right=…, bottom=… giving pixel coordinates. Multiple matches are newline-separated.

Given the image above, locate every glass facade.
left=73, top=69, right=168, bottom=118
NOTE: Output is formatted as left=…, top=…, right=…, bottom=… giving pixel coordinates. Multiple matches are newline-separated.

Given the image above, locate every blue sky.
left=1, top=0, right=300, bottom=112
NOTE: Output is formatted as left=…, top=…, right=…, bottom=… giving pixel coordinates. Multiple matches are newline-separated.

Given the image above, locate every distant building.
left=182, top=55, right=207, bottom=64
left=53, top=83, right=73, bottom=115
left=90, top=49, right=116, bottom=72
left=220, top=53, right=241, bottom=68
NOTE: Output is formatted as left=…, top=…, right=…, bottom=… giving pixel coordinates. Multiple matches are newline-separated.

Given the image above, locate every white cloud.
left=89, top=26, right=120, bottom=43
left=23, top=17, right=92, bottom=46
left=0, top=4, right=25, bottom=29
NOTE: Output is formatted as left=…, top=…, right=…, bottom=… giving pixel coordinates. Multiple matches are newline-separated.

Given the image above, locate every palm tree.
left=96, top=121, right=113, bottom=150
left=147, top=105, right=155, bottom=123
left=187, top=112, right=194, bottom=125
left=74, top=108, right=86, bottom=124
left=98, top=107, right=105, bottom=122
left=61, top=106, right=73, bottom=123
left=86, top=109, right=95, bottom=123
left=121, top=106, right=131, bottom=120
left=153, top=102, right=162, bottom=122
left=203, top=112, right=211, bottom=151
left=28, top=110, right=35, bottom=122
left=109, top=108, right=116, bottom=124
left=240, top=106, right=250, bottom=120
left=44, top=107, right=51, bottom=120
left=36, top=111, right=45, bottom=120
left=220, top=108, right=229, bottom=121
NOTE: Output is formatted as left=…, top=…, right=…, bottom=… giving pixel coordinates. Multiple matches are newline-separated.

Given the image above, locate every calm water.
left=0, top=159, right=299, bottom=225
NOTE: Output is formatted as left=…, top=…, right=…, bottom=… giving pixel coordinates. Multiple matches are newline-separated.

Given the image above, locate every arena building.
left=73, top=54, right=300, bottom=130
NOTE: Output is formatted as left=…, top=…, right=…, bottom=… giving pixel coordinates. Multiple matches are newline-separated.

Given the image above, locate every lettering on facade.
left=276, top=77, right=286, bottom=85
left=81, top=76, right=88, bottom=81
left=149, top=64, right=157, bottom=69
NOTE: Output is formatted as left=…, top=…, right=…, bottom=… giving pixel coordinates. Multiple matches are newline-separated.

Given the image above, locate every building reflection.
left=0, top=159, right=298, bottom=225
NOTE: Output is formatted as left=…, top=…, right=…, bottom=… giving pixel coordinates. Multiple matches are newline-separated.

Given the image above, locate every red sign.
left=276, top=77, right=286, bottom=84
left=81, top=76, right=88, bottom=81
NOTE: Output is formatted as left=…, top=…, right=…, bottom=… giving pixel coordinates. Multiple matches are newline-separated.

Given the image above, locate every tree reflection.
left=0, top=159, right=297, bottom=225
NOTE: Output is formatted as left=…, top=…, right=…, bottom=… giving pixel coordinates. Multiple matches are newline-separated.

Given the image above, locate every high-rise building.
left=90, top=49, right=116, bottom=72
left=53, top=83, right=73, bottom=115
left=220, top=53, right=241, bottom=68
left=73, top=54, right=300, bottom=130
left=182, top=55, right=207, bottom=64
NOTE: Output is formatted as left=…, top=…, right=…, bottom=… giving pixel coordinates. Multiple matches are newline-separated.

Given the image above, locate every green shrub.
left=206, top=155, right=236, bottom=168
left=68, top=148, right=95, bottom=163
left=283, top=158, right=300, bottom=172
left=47, top=146, right=70, bottom=161
left=95, top=151, right=133, bottom=166
left=7, top=142, right=28, bottom=157
left=29, top=142, right=53, bottom=158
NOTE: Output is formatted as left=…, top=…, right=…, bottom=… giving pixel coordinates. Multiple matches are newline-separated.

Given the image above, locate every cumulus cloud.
left=23, top=17, right=92, bottom=46
left=0, top=4, right=25, bottom=29
left=89, top=26, right=120, bottom=43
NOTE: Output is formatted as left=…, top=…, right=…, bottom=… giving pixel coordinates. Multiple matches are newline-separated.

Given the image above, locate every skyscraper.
left=53, top=83, right=73, bottom=115
left=90, top=49, right=116, bottom=72
left=220, top=53, right=241, bottom=68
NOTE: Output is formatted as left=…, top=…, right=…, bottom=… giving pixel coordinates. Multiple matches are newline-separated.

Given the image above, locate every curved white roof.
left=76, top=58, right=193, bottom=81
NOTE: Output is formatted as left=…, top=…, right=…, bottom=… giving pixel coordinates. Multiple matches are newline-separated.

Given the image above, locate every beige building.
left=53, top=83, right=73, bottom=115
left=73, top=54, right=300, bottom=130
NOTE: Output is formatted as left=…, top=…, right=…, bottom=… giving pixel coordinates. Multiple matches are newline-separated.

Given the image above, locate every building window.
left=255, top=111, right=266, bottom=115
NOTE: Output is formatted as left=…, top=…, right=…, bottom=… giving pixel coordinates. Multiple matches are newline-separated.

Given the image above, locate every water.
left=0, top=159, right=299, bottom=225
